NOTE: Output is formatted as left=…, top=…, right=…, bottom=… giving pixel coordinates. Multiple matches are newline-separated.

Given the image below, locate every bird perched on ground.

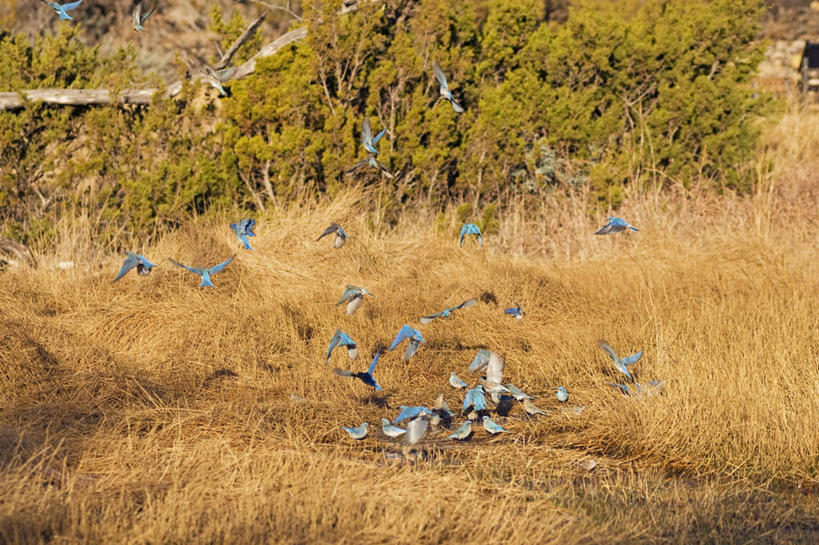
left=342, top=423, right=368, bottom=439
left=326, top=329, right=358, bottom=364
left=419, top=298, right=477, bottom=323
left=388, top=324, right=425, bottom=362
left=345, top=154, right=394, bottom=179
left=482, top=415, right=507, bottom=435
left=392, top=406, right=433, bottom=425
left=462, top=385, right=487, bottom=415
left=504, top=303, right=525, bottom=319
left=447, top=420, right=473, bottom=440
left=459, top=223, right=482, bottom=246
left=594, top=217, right=639, bottom=235
left=38, top=0, right=82, bottom=20
left=360, top=118, right=386, bottom=155
left=132, top=3, right=154, bottom=31
left=168, top=255, right=234, bottom=287
left=334, top=349, right=382, bottom=391
left=522, top=398, right=546, bottom=416
left=380, top=418, right=406, bottom=438
left=113, top=252, right=156, bottom=282
left=336, top=285, right=374, bottom=316
left=202, top=65, right=236, bottom=96
left=316, top=223, right=348, bottom=248
left=432, top=61, right=464, bottom=113
left=597, top=340, right=643, bottom=381
left=230, top=218, right=256, bottom=250
left=505, top=383, right=533, bottom=401
left=449, top=371, right=467, bottom=389
left=556, top=386, right=569, bottom=402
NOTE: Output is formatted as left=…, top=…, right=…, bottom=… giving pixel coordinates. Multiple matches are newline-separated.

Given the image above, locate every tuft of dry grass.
left=1, top=111, right=818, bottom=544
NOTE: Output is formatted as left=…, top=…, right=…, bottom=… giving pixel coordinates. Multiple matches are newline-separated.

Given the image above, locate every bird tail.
left=200, top=275, right=215, bottom=288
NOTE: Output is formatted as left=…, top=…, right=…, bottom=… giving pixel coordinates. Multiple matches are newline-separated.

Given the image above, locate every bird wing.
left=316, top=223, right=338, bottom=240
left=133, top=3, right=141, bottom=22
left=168, top=259, right=202, bottom=276
left=141, top=6, right=154, bottom=23
left=453, top=298, right=477, bottom=311
left=597, top=340, right=619, bottom=361
left=344, top=160, right=369, bottom=175
left=366, top=350, right=381, bottom=375
left=459, top=224, right=468, bottom=245
left=504, top=307, right=518, bottom=314
left=333, top=368, right=354, bottom=377
left=405, top=416, right=429, bottom=445
left=336, top=285, right=357, bottom=304
left=214, top=66, right=236, bottom=82
left=240, top=218, right=255, bottom=235
left=135, top=253, right=156, bottom=269
left=372, top=127, right=386, bottom=145
left=374, top=159, right=394, bottom=178
left=594, top=223, right=613, bottom=235
left=472, top=388, right=487, bottom=411
left=620, top=351, right=643, bottom=366
left=432, top=61, right=448, bottom=90
left=486, top=352, right=505, bottom=385
left=361, top=118, right=372, bottom=147
left=388, top=325, right=416, bottom=350
left=468, top=349, right=490, bottom=372
left=450, top=98, right=464, bottom=113
left=113, top=253, right=140, bottom=281
left=326, top=330, right=342, bottom=361
left=419, top=310, right=443, bottom=323
left=61, top=0, right=82, bottom=11
left=207, top=255, right=235, bottom=275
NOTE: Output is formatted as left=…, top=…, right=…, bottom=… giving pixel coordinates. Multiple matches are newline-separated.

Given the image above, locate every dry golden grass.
left=1, top=110, right=818, bottom=544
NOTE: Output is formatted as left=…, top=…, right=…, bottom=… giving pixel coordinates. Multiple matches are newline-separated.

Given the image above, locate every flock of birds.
left=43, top=0, right=656, bottom=449
left=113, top=215, right=657, bottom=448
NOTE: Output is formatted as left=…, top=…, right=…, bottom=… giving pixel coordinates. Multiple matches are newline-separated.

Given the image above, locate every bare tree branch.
left=214, top=12, right=268, bottom=70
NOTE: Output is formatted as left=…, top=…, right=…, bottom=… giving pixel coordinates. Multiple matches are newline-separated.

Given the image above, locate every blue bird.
left=168, top=255, right=234, bottom=287
left=447, top=420, right=473, bottom=440
left=449, top=371, right=467, bottom=389
left=360, top=118, right=387, bottom=155
left=380, top=418, right=406, bottom=438
left=342, top=422, right=368, bottom=440
left=132, top=3, right=154, bottom=31
left=462, top=385, right=487, bottom=415
left=432, top=61, right=464, bottom=113
left=230, top=218, right=256, bottom=250
left=392, top=405, right=433, bottom=425
left=202, top=65, right=236, bottom=97
left=345, top=154, right=395, bottom=179
left=459, top=223, right=483, bottom=246
left=388, top=324, right=425, bottom=362
left=419, top=298, right=477, bottom=324
left=334, top=349, right=382, bottom=391
left=482, top=415, right=507, bottom=435
left=326, top=329, right=358, bottom=364
left=594, top=216, right=639, bottom=235
left=113, top=252, right=156, bottom=282
left=597, top=340, right=643, bottom=381
left=316, top=223, right=348, bottom=249
left=556, top=386, right=569, bottom=402
left=38, top=0, right=82, bottom=20
left=504, top=303, right=525, bottom=319
left=336, top=285, right=374, bottom=316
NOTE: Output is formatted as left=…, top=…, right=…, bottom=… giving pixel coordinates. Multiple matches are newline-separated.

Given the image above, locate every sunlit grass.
left=0, top=111, right=817, bottom=544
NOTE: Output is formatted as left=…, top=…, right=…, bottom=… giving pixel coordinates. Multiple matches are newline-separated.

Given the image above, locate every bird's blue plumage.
left=113, top=252, right=156, bottom=282
left=231, top=219, right=255, bottom=250
left=169, top=255, right=234, bottom=287
left=459, top=223, right=483, bottom=246
left=392, top=406, right=433, bottom=424
left=388, top=325, right=424, bottom=351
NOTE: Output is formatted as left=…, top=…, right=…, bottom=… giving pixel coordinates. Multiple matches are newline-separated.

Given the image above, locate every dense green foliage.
left=0, top=0, right=771, bottom=247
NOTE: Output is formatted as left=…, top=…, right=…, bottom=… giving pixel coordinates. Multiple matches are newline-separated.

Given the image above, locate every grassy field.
left=1, top=110, right=818, bottom=544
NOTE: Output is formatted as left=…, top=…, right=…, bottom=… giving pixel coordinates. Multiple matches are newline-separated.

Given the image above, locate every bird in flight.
left=230, top=219, right=256, bottom=250
left=504, top=303, right=524, bottom=319
left=336, top=285, right=374, bottom=316
left=113, top=252, right=156, bottom=282
left=459, top=223, right=482, bottom=246
left=360, top=118, right=387, bottom=155
left=388, top=324, right=425, bottom=362
left=432, top=61, right=464, bottom=113
left=326, top=329, right=358, bottom=364
left=419, top=298, right=477, bottom=324
left=594, top=217, right=639, bottom=235
left=132, top=3, right=155, bottom=31
left=316, top=223, right=348, bottom=249
left=597, top=339, right=643, bottom=381
left=168, top=255, right=234, bottom=287
left=38, top=0, right=83, bottom=20
left=345, top=154, right=394, bottom=179
left=202, top=65, right=236, bottom=97
left=334, top=349, right=382, bottom=391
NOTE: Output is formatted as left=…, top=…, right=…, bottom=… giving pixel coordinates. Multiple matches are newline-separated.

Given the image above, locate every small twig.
left=214, top=12, right=268, bottom=70
left=243, top=0, right=303, bottom=21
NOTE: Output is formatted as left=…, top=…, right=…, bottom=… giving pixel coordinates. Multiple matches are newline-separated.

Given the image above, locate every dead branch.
left=214, top=12, right=268, bottom=70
